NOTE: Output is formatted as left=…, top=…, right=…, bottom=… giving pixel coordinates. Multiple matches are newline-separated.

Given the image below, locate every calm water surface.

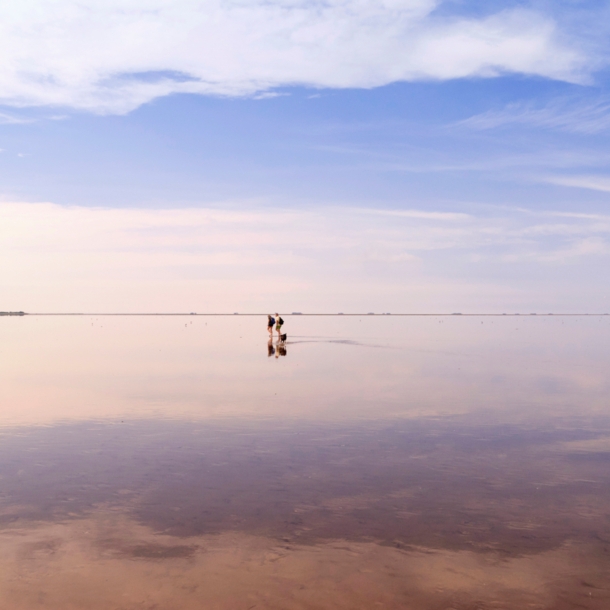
left=1, top=315, right=609, bottom=609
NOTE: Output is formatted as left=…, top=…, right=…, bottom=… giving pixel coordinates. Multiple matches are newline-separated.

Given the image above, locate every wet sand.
left=1, top=417, right=610, bottom=608
left=2, top=515, right=608, bottom=610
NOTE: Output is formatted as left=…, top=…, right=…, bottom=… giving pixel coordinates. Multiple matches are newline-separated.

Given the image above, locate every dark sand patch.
left=1, top=418, right=610, bottom=607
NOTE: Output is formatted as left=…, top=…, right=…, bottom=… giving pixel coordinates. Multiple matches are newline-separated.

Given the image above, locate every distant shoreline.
left=5, top=312, right=609, bottom=317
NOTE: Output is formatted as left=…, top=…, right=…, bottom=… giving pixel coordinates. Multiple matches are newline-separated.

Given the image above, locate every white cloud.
left=460, top=98, right=610, bottom=134
left=543, top=174, right=610, bottom=193
left=354, top=208, right=470, bottom=221
left=0, top=111, right=34, bottom=124
left=2, top=200, right=610, bottom=312
left=0, top=1, right=589, bottom=114
left=503, top=237, right=610, bottom=263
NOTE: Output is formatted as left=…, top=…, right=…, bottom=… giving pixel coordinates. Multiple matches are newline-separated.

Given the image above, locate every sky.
left=1, top=0, right=610, bottom=313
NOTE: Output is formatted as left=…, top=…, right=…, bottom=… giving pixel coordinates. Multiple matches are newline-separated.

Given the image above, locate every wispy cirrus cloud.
left=0, top=1, right=591, bottom=114
left=542, top=174, right=610, bottom=193
left=460, top=98, right=610, bottom=134
left=0, top=111, right=35, bottom=125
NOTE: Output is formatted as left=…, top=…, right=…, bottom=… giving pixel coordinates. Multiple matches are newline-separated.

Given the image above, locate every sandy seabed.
left=0, top=509, right=608, bottom=610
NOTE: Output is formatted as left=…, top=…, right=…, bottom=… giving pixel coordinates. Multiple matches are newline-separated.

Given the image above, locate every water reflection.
left=268, top=336, right=287, bottom=358
left=0, top=316, right=609, bottom=608
left=3, top=315, right=609, bottom=427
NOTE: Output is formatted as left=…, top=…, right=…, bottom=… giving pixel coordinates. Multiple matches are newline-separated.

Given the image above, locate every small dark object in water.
left=280, top=333, right=287, bottom=342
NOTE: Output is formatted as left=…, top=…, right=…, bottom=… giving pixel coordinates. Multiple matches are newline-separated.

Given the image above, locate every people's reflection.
left=268, top=338, right=287, bottom=358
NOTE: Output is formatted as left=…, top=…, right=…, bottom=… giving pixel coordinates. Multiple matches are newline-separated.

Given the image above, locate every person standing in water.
left=267, top=314, right=275, bottom=337
left=275, top=313, right=284, bottom=339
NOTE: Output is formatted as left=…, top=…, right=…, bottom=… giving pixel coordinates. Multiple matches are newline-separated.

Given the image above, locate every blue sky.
left=1, top=0, right=610, bottom=312
left=2, top=77, right=610, bottom=210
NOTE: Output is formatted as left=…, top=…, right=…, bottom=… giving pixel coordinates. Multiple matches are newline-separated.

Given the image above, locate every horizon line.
left=3, top=312, right=610, bottom=317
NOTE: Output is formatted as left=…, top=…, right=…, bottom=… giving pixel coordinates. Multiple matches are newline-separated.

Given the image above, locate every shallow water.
left=1, top=315, right=609, bottom=609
